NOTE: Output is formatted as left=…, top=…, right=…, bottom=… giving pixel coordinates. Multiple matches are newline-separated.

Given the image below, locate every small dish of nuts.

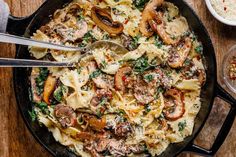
left=222, top=45, right=236, bottom=93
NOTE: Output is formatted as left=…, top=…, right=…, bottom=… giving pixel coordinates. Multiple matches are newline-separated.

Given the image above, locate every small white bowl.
left=205, top=0, right=236, bottom=26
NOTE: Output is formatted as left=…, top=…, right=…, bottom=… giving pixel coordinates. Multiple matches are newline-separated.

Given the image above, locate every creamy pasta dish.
left=29, top=0, right=206, bottom=156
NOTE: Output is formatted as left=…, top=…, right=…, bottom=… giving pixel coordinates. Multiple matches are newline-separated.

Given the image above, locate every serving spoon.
left=0, top=33, right=128, bottom=67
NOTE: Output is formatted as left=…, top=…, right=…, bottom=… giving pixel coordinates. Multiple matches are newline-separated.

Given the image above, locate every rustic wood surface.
left=0, top=0, right=235, bottom=157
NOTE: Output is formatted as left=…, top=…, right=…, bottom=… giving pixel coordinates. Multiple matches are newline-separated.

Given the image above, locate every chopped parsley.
left=157, top=86, right=164, bottom=93
left=182, top=31, right=191, bottom=37
left=159, top=113, right=165, bottom=119
left=77, top=68, right=82, bottom=74
left=53, top=86, right=64, bottom=102
left=82, top=31, right=96, bottom=43
left=184, top=58, right=191, bottom=66
left=102, top=34, right=110, bottom=40
left=100, top=60, right=107, bottom=69
left=36, top=68, right=49, bottom=95
left=99, top=97, right=107, bottom=106
left=195, top=45, right=203, bottom=55
left=134, top=56, right=151, bottom=73
left=129, top=35, right=140, bottom=50
left=154, top=35, right=163, bottom=48
left=191, top=34, right=197, bottom=41
left=78, top=13, right=85, bottom=21
left=28, top=109, right=36, bottom=122
left=96, top=109, right=102, bottom=118
left=170, top=35, right=177, bottom=40
left=133, top=0, right=149, bottom=10
left=118, top=109, right=126, bottom=115
left=178, top=120, right=187, bottom=131
left=145, top=104, right=151, bottom=113
left=36, top=102, right=49, bottom=114
left=89, top=69, right=102, bottom=79
left=144, top=74, right=154, bottom=82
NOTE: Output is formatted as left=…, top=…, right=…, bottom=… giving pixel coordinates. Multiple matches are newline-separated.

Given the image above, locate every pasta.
left=29, top=0, right=206, bottom=156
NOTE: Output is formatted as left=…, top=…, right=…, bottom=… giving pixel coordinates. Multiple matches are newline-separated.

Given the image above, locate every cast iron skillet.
left=7, top=0, right=236, bottom=156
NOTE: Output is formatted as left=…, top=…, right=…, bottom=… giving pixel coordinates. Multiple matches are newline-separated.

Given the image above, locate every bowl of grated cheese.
left=205, top=0, right=236, bottom=26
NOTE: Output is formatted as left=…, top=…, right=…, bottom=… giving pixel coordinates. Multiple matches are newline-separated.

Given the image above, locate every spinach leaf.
left=53, top=86, right=64, bottom=102
left=28, top=109, right=36, bottom=122
left=36, top=68, right=49, bottom=95
left=36, top=102, right=49, bottom=115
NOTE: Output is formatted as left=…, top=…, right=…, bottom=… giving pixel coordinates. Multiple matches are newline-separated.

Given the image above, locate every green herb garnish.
left=144, top=74, right=154, bottom=82
left=157, top=87, right=164, bottom=93
left=129, top=35, right=140, bottom=50
left=77, top=68, right=82, bottom=74
left=89, top=69, right=102, bottom=79
left=78, top=13, right=85, bottom=20
left=102, top=34, right=110, bottom=40
left=178, top=120, right=187, bottom=131
left=134, top=56, right=151, bottom=73
left=82, top=31, right=96, bottom=43
left=36, top=68, right=49, bottom=95
left=118, top=109, right=126, bottom=115
left=133, top=0, right=149, bottom=10
left=154, top=35, right=163, bottom=48
left=99, top=97, right=107, bottom=106
left=53, top=86, right=64, bottom=102
left=145, top=104, right=151, bottom=113
left=100, top=60, right=107, bottom=69
left=28, top=109, right=36, bottom=122
left=195, top=45, right=203, bottom=55
left=36, top=102, right=49, bottom=114
left=184, top=58, right=191, bottom=66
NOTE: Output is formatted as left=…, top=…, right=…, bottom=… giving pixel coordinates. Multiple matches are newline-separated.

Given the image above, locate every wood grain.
left=0, top=0, right=235, bottom=157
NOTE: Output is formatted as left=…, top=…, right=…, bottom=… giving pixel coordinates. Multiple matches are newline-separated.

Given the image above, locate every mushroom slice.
left=140, top=0, right=164, bottom=37
left=168, top=37, right=192, bottom=68
left=54, top=21, right=88, bottom=42
left=91, top=6, right=124, bottom=36
left=163, top=88, right=185, bottom=121
left=115, top=66, right=132, bottom=92
left=149, top=18, right=180, bottom=45
left=43, top=75, right=57, bottom=104
left=54, top=103, right=77, bottom=128
left=134, top=76, right=155, bottom=104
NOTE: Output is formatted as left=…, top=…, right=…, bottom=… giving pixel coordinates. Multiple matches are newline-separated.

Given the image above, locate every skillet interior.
left=13, top=0, right=216, bottom=156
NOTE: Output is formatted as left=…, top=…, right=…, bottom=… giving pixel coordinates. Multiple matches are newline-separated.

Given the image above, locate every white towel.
left=0, top=0, right=9, bottom=33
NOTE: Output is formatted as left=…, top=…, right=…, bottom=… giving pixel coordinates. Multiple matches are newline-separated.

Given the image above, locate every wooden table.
left=0, top=0, right=235, bottom=157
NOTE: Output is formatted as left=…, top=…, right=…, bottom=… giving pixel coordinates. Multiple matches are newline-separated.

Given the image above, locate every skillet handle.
left=185, top=83, right=236, bottom=156
left=5, top=1, right=47, bottom=36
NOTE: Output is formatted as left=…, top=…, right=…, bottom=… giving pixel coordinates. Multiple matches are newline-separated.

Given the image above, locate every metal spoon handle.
left=0, top=33, right=82, bottom=51
left=0, top=58, right=72, bottom=67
